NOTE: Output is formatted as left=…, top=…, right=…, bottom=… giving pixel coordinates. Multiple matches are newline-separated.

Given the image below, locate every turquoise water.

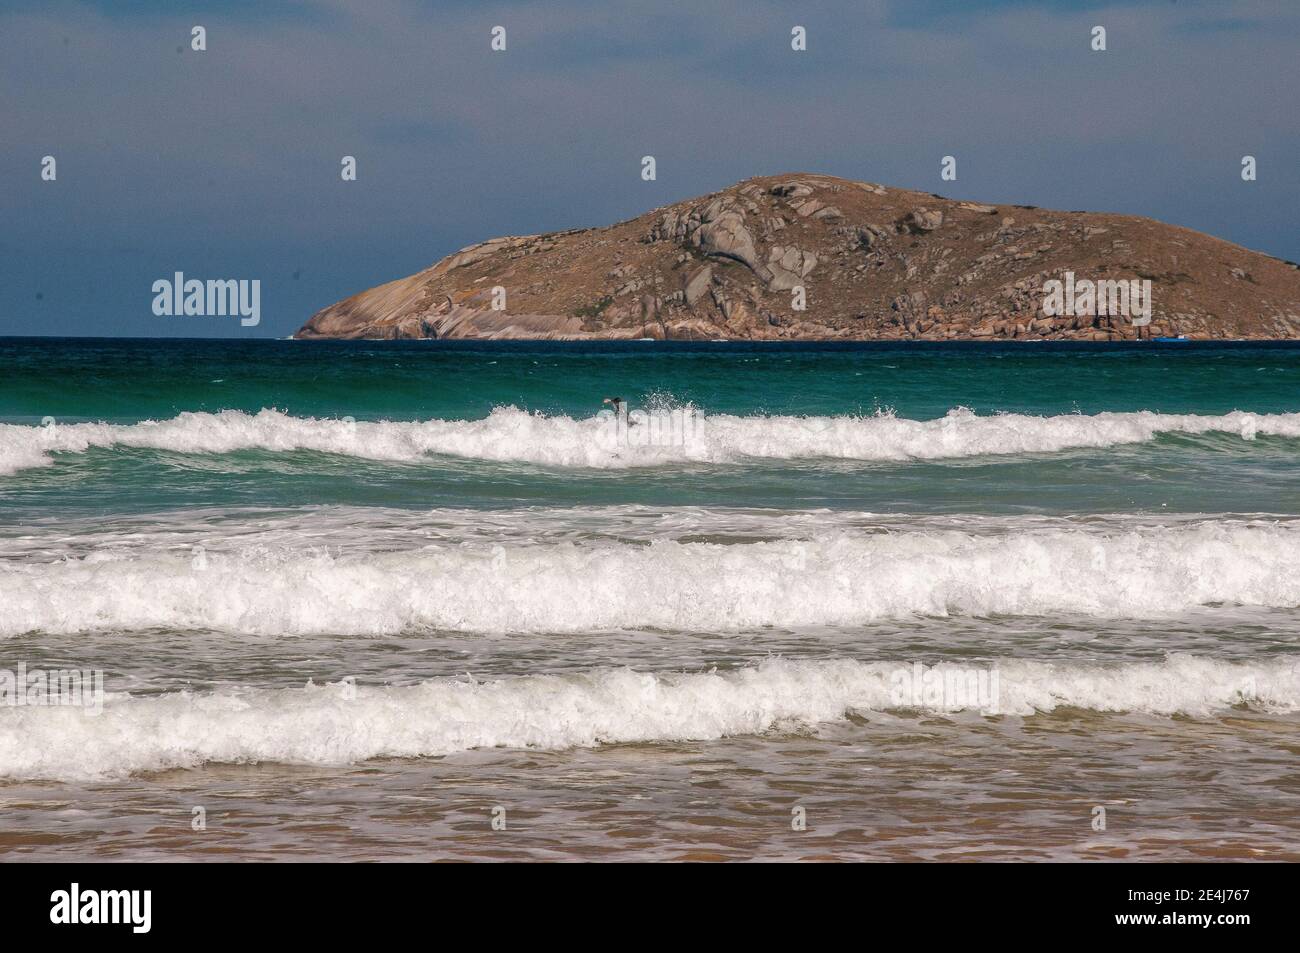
left=6, top=339, right=1300, bottom=421
left=3, top=338, right=1299, bottom=518
left=2, top=338, right=1299, bottom=860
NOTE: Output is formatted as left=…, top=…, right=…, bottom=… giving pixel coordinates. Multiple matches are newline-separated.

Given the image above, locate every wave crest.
left=4, top=520, right=1298, bottom=635
left=3, top=406, right=1299, bottom=474
left=2, top=655, right=1294, bottom=780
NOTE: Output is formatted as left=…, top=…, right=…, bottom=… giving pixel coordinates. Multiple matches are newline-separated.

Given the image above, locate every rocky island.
left=295, top=174, right=1300, bottom=341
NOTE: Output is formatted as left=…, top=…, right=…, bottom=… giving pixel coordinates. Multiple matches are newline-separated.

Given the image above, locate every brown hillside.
left=296, top=174, right=1300, bottom=341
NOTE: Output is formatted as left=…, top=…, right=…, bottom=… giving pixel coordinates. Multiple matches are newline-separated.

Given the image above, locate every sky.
left=1, top=0, right=1297, bottom=338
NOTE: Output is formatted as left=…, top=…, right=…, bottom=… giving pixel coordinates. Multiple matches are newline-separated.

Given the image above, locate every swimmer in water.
left=603, top=396, right=636, bottom=424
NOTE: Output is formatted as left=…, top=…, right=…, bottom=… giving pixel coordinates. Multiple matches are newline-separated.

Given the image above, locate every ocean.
left=1, top=338, right=1298, bottom=861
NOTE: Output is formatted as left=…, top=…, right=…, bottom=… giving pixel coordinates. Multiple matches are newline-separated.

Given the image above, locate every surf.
left=3, top=405, right=1300, bottom=476
left=4, top=518, right=1299, bottom=636
left=1, top=654, right=1294, bottom=781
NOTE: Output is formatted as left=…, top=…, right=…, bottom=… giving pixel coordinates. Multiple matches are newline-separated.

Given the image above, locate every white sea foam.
left=3, top=406, right=1299, bottom=474
left=3, top=520, right=1297, bottom=635
left=1, top=655, right=1293, bottom=780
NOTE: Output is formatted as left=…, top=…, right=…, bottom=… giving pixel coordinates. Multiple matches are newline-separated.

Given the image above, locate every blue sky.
left=2, top=0, right=1297, bottom=337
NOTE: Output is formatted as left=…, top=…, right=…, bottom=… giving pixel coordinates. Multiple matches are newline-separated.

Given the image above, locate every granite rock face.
left=295, top=173, right=1300, bottom=340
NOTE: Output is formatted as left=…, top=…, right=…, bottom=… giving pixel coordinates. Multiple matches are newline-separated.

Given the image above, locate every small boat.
left=1152, top=335, right=1189, bottom=342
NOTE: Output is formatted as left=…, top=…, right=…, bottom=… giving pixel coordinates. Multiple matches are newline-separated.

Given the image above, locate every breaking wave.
left=3, top=520, right=1298, bottom=635
left=3, top=406, right=1299, bottom=474
left=2, top=655, right=1294, bottom=780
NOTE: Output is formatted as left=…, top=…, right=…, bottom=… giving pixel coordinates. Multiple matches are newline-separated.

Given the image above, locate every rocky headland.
left=296, top=174, right=1300, bottom=341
